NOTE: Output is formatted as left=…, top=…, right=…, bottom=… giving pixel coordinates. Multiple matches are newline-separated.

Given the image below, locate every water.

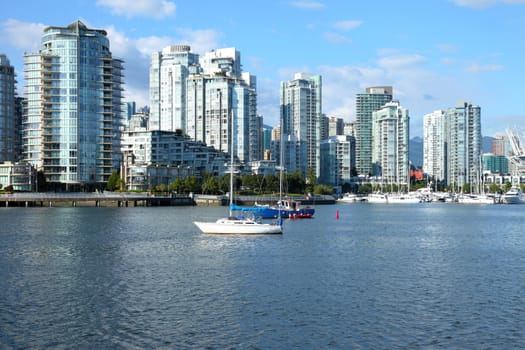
left=1, top=203, right=524, bottom=349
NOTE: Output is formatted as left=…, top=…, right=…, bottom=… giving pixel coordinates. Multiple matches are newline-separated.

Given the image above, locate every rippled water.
left=1, top=203, right=525, bottom=349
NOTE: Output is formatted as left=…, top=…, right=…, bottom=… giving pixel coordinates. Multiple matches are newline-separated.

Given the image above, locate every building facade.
left=445, top=101, right=482, bottom=190
left=149, top=45, right=200, bottom=132
left=319, top=135, right=355, bottom=187
left=0, top=54, right=18, bottom=162
left=280, top=73, right=322, bottom=179
left=355, top=86, right=393, bottom=176
left=23, top=21, right=124, bottom=189
left=482, top=153, right=508, bottom=175
left=371, top=101, right=410, bottom=186
left=423, top=110, right=446, bottom=183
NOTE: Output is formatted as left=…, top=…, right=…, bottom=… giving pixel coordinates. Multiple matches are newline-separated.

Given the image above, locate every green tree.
left=489, top=183, right=501, bottom=193
left=305, top=168, right=316, bottom=194
left=106, top=171, right=122, bottom=191
left=171, top=177, right=184, bottom=193
left=263, top=174, right=279, bottom=193
left=184, top=176, right=200, bottom=194
left=313, top=184, right=334, bottom=195
left=201, top=176, right=219, bottom=194
left=36, top=170, right=47, bottom=192
left=286, top=170, right=305, bottom=194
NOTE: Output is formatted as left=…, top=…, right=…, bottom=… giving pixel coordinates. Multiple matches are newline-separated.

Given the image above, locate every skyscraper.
left=371, top=101, right=409, bottom=185
left=355, top=86, right=393, bottom=176
left=185, top=48, right=259, bottom=163
left=149, top=45, right=200, bottom=132
left=445, top=101, right=482, bottom=189
left=423, top=110, right=446, bottom=183
left=280, top=73, right=322, bottom=178
left=0, top=54, right=17, bottom=162
left=23, top=21, right=124, bottom=189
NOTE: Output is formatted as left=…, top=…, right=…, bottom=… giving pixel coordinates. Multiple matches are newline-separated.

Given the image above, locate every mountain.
left=409, top=137, right=423, bottom=168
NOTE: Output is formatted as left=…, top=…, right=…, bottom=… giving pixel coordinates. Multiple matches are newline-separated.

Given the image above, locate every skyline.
left=1, top=0, right=524, bottom=137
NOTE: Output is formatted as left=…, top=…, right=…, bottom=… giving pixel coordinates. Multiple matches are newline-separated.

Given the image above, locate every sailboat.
left=194, top=109, right=282, bottom=234
left=229, top=125, right=314, bottom=219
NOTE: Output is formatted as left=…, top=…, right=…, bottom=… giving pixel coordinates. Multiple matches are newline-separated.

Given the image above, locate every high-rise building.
left=482, top=153, right=508, bottom=174
left=355, top=86, right=393, bottom=176
left=445, top=101, right=482, bottom=189
left=23, top=21, right=124, bottom=189
left=492, top=133, right=511, bottom=157
left=149, top=45, right=200, bottom=132
left=371, top=101, right=409, bottom=185
left=319, top=135, right=355, bottom=186
left=280, top=73, right=322, bottom=178
left=155, top=47, right=260, bottom=163
left=0, top=54, right=18, bottom=162
left=200, top=48, right=242, bottom=77
left=328, top=116, right=344, bottom=137
left=423, top=110, right=446, bottom=183
left=185, top=73, right=255, bottom=163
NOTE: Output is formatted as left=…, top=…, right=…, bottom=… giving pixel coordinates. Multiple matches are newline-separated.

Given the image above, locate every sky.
left=1, top=0, right=525, bottom=137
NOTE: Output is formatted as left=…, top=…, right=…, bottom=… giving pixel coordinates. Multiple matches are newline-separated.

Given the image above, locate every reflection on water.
left=1, top=204, right=525, bottom=348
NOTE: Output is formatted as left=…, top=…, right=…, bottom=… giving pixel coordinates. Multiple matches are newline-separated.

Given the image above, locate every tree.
left=201, top=176, right=219, bottom=194
left=184, top=176, right=200, bottom=193
left=489, top=183, right=501, bottom=193
left=313, top=184, right=334, bottom=195
left=263, top=174, right=279, bottom=193
left=36, top=170, right=47, bottom=192
left=106, top=171, right=122, bottom=191
left=305, top=168, right=316, bottom=194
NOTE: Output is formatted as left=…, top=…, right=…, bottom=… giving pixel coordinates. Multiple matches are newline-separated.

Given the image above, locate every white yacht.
left=386, top=193, right=422, bottom=204
left=456, top=193, right=496, bottom=204
left=367, top=192, right=389, bottom=204
left=194, top=216, right=283, bottom=234
left=502, top=187, right=525, bottom=204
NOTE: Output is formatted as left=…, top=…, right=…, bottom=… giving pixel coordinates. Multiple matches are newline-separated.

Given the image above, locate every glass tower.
left=149, top=45, right=200, bottom=132
left=23, top=21, right=124, bottom=188
left=355, top=86, right=393, bottom=176
left=445, top=101, right=482, bottom=189
left=0, top=54, right=17, bottom=162
left=280, top=73, right=322, bottom=179
left=423, top=110, right=446, bottom=183
left=371, top=101, right=409, bottom=186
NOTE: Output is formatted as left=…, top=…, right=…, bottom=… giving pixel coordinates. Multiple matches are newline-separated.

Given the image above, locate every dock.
left=0, top=192, right=195, bottom=207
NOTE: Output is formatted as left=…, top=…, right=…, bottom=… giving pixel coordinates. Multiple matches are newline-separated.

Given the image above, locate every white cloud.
left=333, top=20, right=363, bottom=31
left=323, top=32, right=352, bottom=44
left=173, top=28, right=223, bottom=55
left=96, top=0, right=176, bottom=19
left=377, top=54, right=427, bottom=70
left=451, top=0, right=525, bottom=8
left=104, top=25, right=222, bottom=106
left=0, top=19, right=45, bottom=51
left=289, top=1, right=325, bottom=9
left=465, top=62, right=504, bottom=72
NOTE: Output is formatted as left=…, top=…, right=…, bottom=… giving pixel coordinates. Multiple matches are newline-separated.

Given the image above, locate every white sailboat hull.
left=502, top=187, right=525, bottom=204
left=194, top=218, right=282, bottom=234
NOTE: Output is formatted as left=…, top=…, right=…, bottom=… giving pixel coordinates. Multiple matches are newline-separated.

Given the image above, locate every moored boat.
left=502, top=187, right=525, bottom=204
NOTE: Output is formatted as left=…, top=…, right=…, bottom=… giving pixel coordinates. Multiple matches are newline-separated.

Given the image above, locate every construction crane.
left=505, top=127, right=525, bottom=175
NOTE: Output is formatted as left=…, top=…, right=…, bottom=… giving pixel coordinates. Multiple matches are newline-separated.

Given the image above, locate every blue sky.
left=1, top=0, right=525, bottom=137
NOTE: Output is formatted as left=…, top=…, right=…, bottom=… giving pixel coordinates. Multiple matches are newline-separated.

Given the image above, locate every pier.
left=0, top=192, right=195, bottom=207
left=0, top=193, right=335, bottom=208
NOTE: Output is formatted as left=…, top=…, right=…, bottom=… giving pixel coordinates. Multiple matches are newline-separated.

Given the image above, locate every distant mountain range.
left=409, top=136, right=494, bottom=168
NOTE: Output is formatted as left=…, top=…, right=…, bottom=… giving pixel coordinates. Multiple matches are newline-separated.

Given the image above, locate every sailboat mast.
left=229, top=106, right=234, bottom=217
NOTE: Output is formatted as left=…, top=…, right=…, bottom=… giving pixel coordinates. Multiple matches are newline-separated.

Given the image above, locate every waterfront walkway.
left=0, top=192, right=195, bottom=207
left=0, top=192, right=335, bottom=208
